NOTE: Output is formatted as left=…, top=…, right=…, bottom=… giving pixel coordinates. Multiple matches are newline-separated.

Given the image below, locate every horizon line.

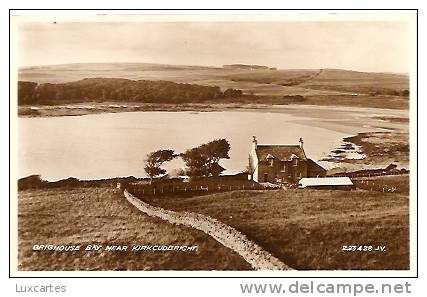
left=18, top=61, right=409, bottom=76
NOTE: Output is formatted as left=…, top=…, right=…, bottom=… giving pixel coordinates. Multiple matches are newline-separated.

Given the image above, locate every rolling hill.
left=18, top=63, right=410, bottom=109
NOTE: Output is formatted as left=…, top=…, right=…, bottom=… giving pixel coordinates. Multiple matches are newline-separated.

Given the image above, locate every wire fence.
left=125, top=172, right=410, bottom=197
left=331, top=170, right=409, bottom=179
left=127, top=181, right=266, bottom=197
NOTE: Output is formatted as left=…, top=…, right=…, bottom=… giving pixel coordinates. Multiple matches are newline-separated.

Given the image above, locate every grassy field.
left=144, top=189, right=409, bottom=270
left=298, top=69, right=408, bottom=95
left=18, top=187, right=251, bottom=270
left=19, top=63, right=409, bottom=110
left=353, top=175, right=410, bottom=195
left=301, top=94, right=408, bottom=110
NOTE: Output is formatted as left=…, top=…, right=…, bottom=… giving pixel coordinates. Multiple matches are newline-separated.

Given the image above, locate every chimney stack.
left=299, top=137, right=304, bottom=149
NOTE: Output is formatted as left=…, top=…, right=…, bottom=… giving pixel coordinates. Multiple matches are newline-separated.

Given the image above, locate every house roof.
left=307, top=159, right=327, bottom=172
left=256, top=145, right=307, bottom=161
left=299, top=177, right=353, bottom=187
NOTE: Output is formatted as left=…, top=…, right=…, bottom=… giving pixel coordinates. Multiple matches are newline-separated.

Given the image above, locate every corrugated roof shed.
left=299, top=177, right=353, bottom=188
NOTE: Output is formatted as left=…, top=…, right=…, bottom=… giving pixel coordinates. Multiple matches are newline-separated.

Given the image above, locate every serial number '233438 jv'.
left=342, top=245, right=387, bottom=252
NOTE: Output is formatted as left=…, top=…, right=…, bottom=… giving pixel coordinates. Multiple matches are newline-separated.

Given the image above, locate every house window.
left=283, top=163, right=286, bottom=172
left=293, top=158, right=298, bottom=166
left=269, top=159, right=273, bottom=167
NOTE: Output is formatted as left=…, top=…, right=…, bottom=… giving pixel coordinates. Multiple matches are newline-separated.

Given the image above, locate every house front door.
left=264, top=173, right=268, bottom=182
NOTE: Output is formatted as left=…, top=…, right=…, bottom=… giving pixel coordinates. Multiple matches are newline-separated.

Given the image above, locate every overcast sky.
left=17, top=21, right=411, bottom=73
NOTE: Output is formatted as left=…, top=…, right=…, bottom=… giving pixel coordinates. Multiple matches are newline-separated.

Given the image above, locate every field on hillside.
left=301, top=94, right=409, bottom=109
left=299, top=69, right=408, bottom=94
left=353, top=175, right=410, bottom=195
left=19, top=63, right=409, bottom=110
left=144, top=189, right=409, bottom=270
left=17, top=187, right=250, bottom=270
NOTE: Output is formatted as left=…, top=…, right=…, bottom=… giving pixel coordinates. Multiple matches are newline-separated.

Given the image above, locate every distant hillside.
left=21, top=62, right=220, bottom=72
left=221, top=68, right=409, bottom=96
left=19, top=63, right=408, bottom=96
left=18, top=63, right=410, bottom=109
left=18, top=78, right=243, bottom=105
left=298, top=69, right=409, bottom=96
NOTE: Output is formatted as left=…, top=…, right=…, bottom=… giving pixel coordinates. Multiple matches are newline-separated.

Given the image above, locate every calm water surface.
left=18, top=110, right=351, bottom=181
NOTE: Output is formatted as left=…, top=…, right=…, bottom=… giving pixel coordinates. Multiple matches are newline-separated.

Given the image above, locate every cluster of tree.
left=17, top=174, right=142, bottom=190
left=280, top=75, right=315, bottom=86
left=144, top=150, right=178, bottom=184
left=223, top=64, right=276, bottom=70
left=181, top=139, right=230, bottom=177
left=369, top=89, right=409, bottom=97
left=282, top=95, right=305, bottom=103
left=144, top=139, right=230, bottom=183
left=18, top=78, right=243, bottom=105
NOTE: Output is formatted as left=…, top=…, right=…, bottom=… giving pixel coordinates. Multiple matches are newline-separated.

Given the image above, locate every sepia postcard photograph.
left=10, top=10, right=417, bottom=277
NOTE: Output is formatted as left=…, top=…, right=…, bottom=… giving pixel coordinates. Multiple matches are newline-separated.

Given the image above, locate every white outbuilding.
left=298, top=177, right=353, bottom=190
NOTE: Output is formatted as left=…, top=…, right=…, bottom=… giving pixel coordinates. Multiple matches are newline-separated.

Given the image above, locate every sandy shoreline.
left=18, top=102, right=409, bottom=119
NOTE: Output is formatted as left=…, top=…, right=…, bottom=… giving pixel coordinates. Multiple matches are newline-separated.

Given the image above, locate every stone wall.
left=123, top=190, right=292, bottom=271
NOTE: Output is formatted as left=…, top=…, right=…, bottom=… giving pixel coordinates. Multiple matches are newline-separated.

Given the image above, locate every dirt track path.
left=124, top=190, right=292, bottom=271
